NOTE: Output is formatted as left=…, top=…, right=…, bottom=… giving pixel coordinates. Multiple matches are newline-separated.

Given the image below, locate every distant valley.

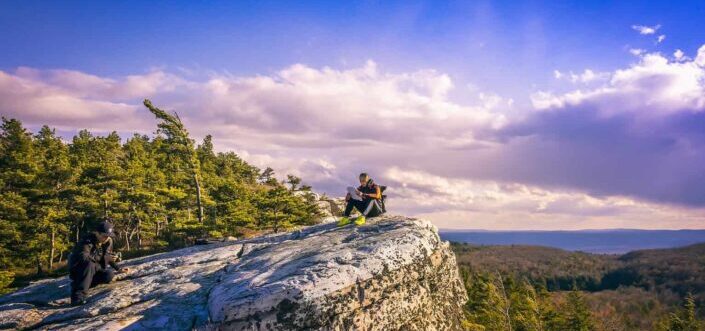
left=440, top=229, right=705, bottom=254
left=451, top=241, right=705, bottom=330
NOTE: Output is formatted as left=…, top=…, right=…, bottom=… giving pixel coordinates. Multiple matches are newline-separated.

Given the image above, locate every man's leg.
left=340, top=199, right=366, bottom=226
left=353, top=199, right=380, bottom=225
left=345, top=200, right=368, bottom=216
left=91, top=268, right=115, bottom=287
left=362, top=199, right=384, bottom=217
left=70, top=260, right=96, bottom=305
left=343, top=199, right=355, bottom=217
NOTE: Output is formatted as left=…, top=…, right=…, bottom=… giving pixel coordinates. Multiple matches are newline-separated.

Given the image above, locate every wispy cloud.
left=552, top=69, right=611, bottom=84
left=629, top=48, right=645, bottom=56
left=631, top=24, right=661, bottom=35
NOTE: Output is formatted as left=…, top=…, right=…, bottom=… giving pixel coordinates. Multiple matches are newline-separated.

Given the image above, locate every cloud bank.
left=2, top=45, right=705, bottom=229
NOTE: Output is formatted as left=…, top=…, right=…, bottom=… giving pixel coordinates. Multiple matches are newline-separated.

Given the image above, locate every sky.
left=1, top=0, right=704, bottom=230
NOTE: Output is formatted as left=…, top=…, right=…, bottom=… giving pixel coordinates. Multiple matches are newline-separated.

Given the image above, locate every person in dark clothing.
left=69, top=220, right=128, bottom=306
left=338, top=173, right=385, bottom=226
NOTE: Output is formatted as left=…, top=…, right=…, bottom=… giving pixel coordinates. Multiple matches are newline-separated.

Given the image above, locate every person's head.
left=359, top=172, right=371, bottom=185
left=95, top=219, right=115, bottom=243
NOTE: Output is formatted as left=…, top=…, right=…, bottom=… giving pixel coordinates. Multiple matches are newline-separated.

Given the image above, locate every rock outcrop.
left=0, top=215, right=468, bottom=330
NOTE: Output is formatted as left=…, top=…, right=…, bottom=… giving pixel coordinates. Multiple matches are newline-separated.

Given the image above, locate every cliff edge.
left=0, top=215, right=468, bottom=330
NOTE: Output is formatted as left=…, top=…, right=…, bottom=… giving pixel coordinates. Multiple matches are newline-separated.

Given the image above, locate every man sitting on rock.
left=338, top=173, right=384, bottom=226
left=68, top=219, right=128, bottom=306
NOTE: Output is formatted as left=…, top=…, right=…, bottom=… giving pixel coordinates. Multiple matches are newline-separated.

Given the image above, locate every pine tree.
left=121, top=134, right=167, bottom=250
left=0, top=118, right=41, bottom=273
left=32, top=126, right=73, bottom=271
left=562, top=288, right=595, bottom=331
left=510, top=279, right=544, bottom=331
left=463, top=272, right=513, bottom=331
left=259, top=167, right=278, bottom=186
left=286, top=175, right=302, bottom=191
left=144, top=99, right=206, bottom=225
left=660, top=293, right=702, bottom=331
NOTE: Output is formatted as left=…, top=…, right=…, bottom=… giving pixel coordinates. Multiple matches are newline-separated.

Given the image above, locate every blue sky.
left=3, top=1, right=703, bottom=100
left=1, top=1, right=705, bottom=229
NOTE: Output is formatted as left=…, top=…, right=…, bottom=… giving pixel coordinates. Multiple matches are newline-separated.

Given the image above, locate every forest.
left=453, top=243, right=705, bottom=330
left=0, top=100, right=321, bottom=293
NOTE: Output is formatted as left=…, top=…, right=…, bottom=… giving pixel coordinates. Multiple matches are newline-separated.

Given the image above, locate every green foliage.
left=0, top=270, right=13, bottom=294
left=454, top=243, right=705, bottom=331
left=561, top=289, right=595, bottom=331
left=0, top=103, right=322, bottom=283
left=658, top=294, right=703, bottom=331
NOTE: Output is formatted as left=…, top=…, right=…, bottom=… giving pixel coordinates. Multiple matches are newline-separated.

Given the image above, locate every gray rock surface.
left=0, top=215, right=467, bottom=330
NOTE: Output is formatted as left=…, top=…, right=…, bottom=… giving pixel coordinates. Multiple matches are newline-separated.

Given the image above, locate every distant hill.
left=606, top=243, right=705, bottom=297
left=440, top=229, right=705, bottom=254
left=452, top=241, right=705, bottom=306
left=452, top=243, right=619, bottom=291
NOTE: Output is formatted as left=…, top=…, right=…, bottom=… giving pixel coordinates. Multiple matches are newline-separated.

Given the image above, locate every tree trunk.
left=496, top=271, right=513, bottom=331
left=273, top=207, right=280, bottom=233
left=124, top=231, right=130, bottom=251
left=49, top=227, right=56, bottom=271
left=75, top=219, right=84, bottom=243
left=103, top=187, right=109, bottom=218
left=137, top=218, right=142, bottom=248
left=36, top=256, right=43, bottom=276
left=194, top=173, right=204, bottom=223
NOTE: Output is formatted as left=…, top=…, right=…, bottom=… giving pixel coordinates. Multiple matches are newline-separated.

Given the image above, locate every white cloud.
left=384, top=167, right=705, bottom=230
left=553, top=69, right=611, bottom=84
left=553, top=70, right=563, bottom=79
left=629, top=48, right=645, bottom=56
left=657, top=34, right=666, bottom=43
left=631, top=24, right=661, bottom=35
left=696, top=44, right=705, bottom=67
left=0, top=61, right=510, bottom=145
left=532, top=49, right=705, bottom=115
left=673, top=49, right=688, bottom=62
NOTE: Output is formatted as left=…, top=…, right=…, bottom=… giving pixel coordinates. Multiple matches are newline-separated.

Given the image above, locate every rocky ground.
left=0, top=215, right=467, bottom=330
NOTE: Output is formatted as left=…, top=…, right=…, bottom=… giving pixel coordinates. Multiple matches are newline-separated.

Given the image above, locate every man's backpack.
left=379, top=185, right=387, bottom=213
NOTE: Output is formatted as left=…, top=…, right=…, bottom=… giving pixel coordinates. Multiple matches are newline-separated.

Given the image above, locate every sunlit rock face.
left=0, top=215, right=467, bottom=330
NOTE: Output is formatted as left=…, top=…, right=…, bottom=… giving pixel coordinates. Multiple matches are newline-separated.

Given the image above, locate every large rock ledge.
left=0, top=215, right=468, bottom=330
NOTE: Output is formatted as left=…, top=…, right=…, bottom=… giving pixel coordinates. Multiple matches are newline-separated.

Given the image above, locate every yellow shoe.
left=337, top=216, right=351, bottom=226
left=354, top=216, right=366, bottom=226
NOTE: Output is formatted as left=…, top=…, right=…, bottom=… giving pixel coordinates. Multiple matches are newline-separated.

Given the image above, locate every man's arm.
left=104, top=238, right=125, bottom=272
left=362, top=186, right=382, bottom=200
left=79, top=241, right=96, bottom=263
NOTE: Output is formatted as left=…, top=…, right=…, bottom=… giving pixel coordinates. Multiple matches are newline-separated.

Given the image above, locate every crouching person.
left=69, top=219, right=128, bottom=306
left=338, top=173, right=385, bottom=226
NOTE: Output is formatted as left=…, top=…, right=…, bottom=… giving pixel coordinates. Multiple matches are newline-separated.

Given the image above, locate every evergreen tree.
left=32, top=126, right=72, bottom=271
left=259, top=167, right=278, bottom=186
left=143, top=99, right=206, bottom=225
left=463, top=271, right=513, bottom=331
left=0, top=118, right=40, bottom=273
left=510, top=279, right=544, bottom=331
left=561, top=288, right=595, bottom=331
left=286, top=175, right=302, bottom=191
left=121, top=134, right=166, bottom=250
left=660, top=293, right=703, bottom=331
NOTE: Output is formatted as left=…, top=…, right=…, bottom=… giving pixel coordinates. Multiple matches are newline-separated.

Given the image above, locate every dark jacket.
left=69, top=232, right=120, bottom=270
left=358, top=180, right=381, bottom=202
